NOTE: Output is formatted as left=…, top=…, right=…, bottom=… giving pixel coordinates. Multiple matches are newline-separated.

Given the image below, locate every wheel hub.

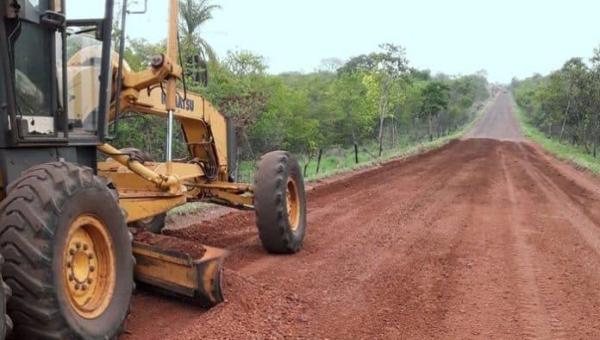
left=67, top=241, right=94, bottom=290
left=286, top=178, right=301, bottom=231
left=63, top=215, right=115, bottom=319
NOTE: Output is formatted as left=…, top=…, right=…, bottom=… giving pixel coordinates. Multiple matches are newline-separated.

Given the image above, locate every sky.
left=75, top=0, right=600, bottom=83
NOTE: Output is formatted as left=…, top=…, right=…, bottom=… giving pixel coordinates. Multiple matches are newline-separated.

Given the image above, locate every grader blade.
left=132, top=238, right=227, bottom=307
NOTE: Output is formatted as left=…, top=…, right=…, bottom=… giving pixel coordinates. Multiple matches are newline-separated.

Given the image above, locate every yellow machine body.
left=81, top=0, right=249, bottom=304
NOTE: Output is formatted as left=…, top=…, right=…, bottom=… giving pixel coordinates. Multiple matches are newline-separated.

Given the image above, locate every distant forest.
left=113, top=1, right=490, bottom=165
left=512, top=46, right=600, bottom=157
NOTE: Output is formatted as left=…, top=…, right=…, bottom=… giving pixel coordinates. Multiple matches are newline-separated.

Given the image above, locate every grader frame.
left=98, top=0, right=254, bottom=221
left=0, top=0, right=306, bottom=338
left=64, top=0, right=255, bottom=303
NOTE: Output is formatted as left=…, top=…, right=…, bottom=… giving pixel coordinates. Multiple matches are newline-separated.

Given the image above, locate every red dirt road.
left=123, top=93, right=600, bottom=339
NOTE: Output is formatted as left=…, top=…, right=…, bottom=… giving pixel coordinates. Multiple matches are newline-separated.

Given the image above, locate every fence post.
left=354, top=143, right=359, bottom=164
left=316, top=148, right=323, bottom=174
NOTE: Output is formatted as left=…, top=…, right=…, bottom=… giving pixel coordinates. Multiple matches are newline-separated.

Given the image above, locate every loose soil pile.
left=133, top=230, right=206, bottom=258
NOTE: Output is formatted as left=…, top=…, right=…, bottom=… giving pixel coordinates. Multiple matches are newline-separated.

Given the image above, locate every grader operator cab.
left=0, top=0, right=307, bottom=338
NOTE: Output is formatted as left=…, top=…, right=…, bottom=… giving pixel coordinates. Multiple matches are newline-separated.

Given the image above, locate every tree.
left=224, top=50, right=267, bottom=76
left=112, top=36, right=490, bottom=168
left=589, top=47, right=600, bottom=156
left=202, top=50, right=271, bottom=160
left=331, top=72, right=373, bottom=147
left=179, top=0, right=221, bottom=85
left=420, top=81, right=450, bottom=141
left=513, top=46, right=600, bottom=157
left=340, top=43, right=409, bottom=155
left=123, top=38, right=165, bottom=71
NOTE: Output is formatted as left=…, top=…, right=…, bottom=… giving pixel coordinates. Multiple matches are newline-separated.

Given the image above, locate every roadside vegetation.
left=113, top=1, right=490, bottom=183
left=512, top=46, right=600, bottom=174
left=236, top=98, right=489, bottom=183
left=514, top=104, right=600, bottom=174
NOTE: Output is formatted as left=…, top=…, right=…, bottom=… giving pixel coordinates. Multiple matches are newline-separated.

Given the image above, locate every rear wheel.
left=254, top=151, right=307, bottom=254
left=0, top=162, right=134, bottom=339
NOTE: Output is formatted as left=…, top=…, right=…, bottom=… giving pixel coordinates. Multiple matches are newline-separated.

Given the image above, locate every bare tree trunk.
left=378, top=108, right=386, bottom=156
left=594, top=134, right=598, bottom=158
left=303, top=155, right=312, bottom=177
left=577, top=113, right=590, bottom=152
left=428, top=115, right=433, bottom=141
left=316, top=148, right=323, bottom=174
left=378, top=96, right=388, bottom=157
left=235, top=147, right=241, bottom=181
left=242, top=131, right=254, bottom=159
left=347, top=110, right=360, bottom=164
left=391, top=115, right=395, bottom=145
left=559, top=98, right=571, bottom=142
left=377, top=80, right=391, bottom=157
left=593, top=118, right=600, bottom=158
left=378, top=121, right=384, bottom=157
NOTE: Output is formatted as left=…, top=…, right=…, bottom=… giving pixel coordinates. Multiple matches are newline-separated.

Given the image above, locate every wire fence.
left=111, top=101, right=486, bottom=185
left=235, top=108, right=481, bottom=184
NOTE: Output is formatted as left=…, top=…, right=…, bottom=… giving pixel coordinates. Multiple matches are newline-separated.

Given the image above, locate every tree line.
left=113, top=1, right=490, bottom=166
left=115, top=41, right=490, bottom=162
left=512, top=47, right=600, bottom=157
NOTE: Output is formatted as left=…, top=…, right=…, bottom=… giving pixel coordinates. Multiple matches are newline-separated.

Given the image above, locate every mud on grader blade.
left=0, top=0, right=307, bottom=338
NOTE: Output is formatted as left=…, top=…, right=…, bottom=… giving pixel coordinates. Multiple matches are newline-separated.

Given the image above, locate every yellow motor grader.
left=0, top=0, right=307, bottom=338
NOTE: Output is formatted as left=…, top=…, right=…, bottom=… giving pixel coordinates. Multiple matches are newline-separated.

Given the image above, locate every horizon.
left=73, top=0, right=600, bottom=83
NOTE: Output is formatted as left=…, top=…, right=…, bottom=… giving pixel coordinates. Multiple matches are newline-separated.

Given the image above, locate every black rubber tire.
left=254, top=151, right=307, bottom=254
left=0, top=162, right=134, bottom=339
left=0, top=254, right=12, bottom=340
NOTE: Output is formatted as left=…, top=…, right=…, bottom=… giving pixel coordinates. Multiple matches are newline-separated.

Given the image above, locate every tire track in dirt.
left=307, top=142, right=493, bottom=339
left=499, top=148, right=555, bottom=339
left=438, top=142, right=524, bottom=339
left=351, top=141, right=503, bottom=339
left=503, top=143, right=600, bottom=338
left=123, top=93, right=600, bottom=339
left=228, top=140, right=491, bottom=339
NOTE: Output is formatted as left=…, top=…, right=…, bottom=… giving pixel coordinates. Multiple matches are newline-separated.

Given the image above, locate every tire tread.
left=254, top=151, right=306, bottom=254
left=0, top=162, right=131, bottom=339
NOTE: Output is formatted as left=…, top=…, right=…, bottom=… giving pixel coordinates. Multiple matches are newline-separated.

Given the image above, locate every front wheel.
left=254, top=151, right=307, bottom=254
left=0, top=162, right=134, bottom=339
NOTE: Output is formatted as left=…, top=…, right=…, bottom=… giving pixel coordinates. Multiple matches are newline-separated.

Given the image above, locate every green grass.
left=235, top=131, right=463, bottom=184
left=513, top=103, right=600, bottom=174
left=237, top=99, right=491, bottom=184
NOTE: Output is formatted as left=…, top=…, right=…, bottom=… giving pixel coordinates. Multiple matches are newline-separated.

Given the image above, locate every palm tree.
left=179, top=0, right=221, bottom=63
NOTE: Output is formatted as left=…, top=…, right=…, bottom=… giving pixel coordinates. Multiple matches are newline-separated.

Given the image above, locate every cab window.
left=13, top=0, right=55, bottom=135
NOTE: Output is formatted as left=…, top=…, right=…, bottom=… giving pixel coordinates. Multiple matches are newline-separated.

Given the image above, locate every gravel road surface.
left=123, top=93, right=600, bottom=339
